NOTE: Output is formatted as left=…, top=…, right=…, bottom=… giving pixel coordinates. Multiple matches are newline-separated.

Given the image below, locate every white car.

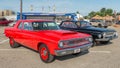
left=8, top=21, right=16, bottom=27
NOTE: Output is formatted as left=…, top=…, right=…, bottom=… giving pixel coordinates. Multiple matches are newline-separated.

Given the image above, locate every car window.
left=32, top=22, right=59, bottom=30
left=18, top=22, right=23, bottom=29
left=61, top=22, right=77, bottom=28
left=78, top=21, right=91, bottom=27
left=23, top=22, right=33, bottom=30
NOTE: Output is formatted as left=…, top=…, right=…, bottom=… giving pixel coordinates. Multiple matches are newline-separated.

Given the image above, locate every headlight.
left=88, top=37, right=93, bottom=42
left=98, top=34, right=102, bottom=38
left=59, top=41, right=64, bottom=48
left=114, top=32, right=118, bottom=36
left=103, top=33, right=106, bottom=37
left=86, top=37, right=93, bottom=42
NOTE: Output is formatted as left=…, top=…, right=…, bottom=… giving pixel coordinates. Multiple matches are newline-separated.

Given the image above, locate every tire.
left=98, top=24, right=102, bottom=28
left=38, top=44, right=55, bottom=63
left=100, top=41, right=110, bottom=44
left=104, top=26, right=108, bottom=28
left=9, top=38, right=20, bottom=48
left=91, top=40, right=96, bottom=47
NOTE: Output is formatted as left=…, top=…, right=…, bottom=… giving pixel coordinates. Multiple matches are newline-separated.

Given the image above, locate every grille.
left=105, top=32, right=114, bottom=36
left=63, top=38, right=89, bottom=47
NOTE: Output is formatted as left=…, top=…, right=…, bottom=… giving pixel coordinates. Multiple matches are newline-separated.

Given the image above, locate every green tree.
left=84, top=16, right=90, bottom=19
left=87, top=8, right=114, bottom=18
left=100, top=8, right=106, bottom=16
left=105, top=9, right=113, bottom=16
left=95, top=12, right=101, bottom=16
left=117, top=12, right=120, bottom=15
left=88, top=11, right=96, bottom=18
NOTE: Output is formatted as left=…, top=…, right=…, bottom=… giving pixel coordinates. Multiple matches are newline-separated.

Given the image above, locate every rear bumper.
left=55, top=43, right=92, bottom=56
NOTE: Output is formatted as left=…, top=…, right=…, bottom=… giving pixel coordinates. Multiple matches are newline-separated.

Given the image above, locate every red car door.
left=20, top=22, right=38, bottom=49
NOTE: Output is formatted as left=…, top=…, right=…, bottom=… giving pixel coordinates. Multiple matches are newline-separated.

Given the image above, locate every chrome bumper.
left=95, top=35, right=118, bottom=41
left=55, top=43, right=92, bottom=56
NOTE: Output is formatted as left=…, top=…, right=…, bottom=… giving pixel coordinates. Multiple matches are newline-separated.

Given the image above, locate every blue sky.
left=0, top=0, right=120, bottom=16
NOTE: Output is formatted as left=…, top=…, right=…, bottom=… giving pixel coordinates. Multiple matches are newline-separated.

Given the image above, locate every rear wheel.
left=9, top=38, right=20, bottom=48
left=38, top=44, right=55, bottom=63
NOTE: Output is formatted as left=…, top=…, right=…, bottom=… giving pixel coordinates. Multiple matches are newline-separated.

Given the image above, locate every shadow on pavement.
left=55, top=50, right=89, bottom=61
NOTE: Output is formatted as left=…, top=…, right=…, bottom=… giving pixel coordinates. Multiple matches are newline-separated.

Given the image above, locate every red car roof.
left=17, top=19, right=54, bottom=22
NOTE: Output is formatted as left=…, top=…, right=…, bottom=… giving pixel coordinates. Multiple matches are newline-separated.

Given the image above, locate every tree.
left=117, top=12, right=120, bottom=15
left=100, top=8, right=106, bottom=16
left=84, top=16, right=90, bottom=19
left=88, top=11, right=96, bottom=18
left=95, top=12, right=101, bottom=16
left=106, top=9, right=113, bottom=16
left=87, top=8, right=114, bottom=18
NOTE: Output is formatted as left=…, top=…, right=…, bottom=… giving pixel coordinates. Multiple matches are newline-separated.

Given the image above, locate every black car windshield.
left=76, top=21, right=91, bottom=27
left=32, top=22, right=59, bottom=30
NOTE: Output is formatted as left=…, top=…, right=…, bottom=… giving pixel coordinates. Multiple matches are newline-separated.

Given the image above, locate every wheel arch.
left=37, top=42, right=46, bottom=51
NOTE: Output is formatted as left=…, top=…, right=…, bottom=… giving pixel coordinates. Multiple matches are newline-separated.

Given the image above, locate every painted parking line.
left=0, top=49, right=29, bottom=51
left=0, top=39, right=9, bottom=44
left=90, top=51, right=111, bottom=54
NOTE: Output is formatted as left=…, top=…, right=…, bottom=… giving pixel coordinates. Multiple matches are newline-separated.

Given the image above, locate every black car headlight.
left=103, top=32, right=106, bottom=37
left=114, top=32, right=118, bottom=36
left=98, top=34, right=102, bottom=38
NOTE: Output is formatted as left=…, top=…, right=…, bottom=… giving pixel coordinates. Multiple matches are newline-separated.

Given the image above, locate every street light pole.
left=20, top=0, right=23, bottom=20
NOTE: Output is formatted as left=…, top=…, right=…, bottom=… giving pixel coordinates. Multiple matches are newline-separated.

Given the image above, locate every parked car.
left=4, top=20, right=93, bottom=63
left=116, top=21, right=120, bottom=25
left=105, top=20, right=113, bottom=26
left=8, top=21, right=16, bottom=27
left=0, top=17, right=13, bottom=26
left=59, top=20, right=118, bottom=46
left=90, top=19, right=108, bottom=28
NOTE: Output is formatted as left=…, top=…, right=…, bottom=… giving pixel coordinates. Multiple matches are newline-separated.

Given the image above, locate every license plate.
left=74, top=49, right=80, bottom=53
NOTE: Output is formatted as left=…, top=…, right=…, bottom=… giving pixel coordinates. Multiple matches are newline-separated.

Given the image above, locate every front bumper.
left=95, top=35, right=118, bottom=41
left=55, top=43, right=92, bottom=56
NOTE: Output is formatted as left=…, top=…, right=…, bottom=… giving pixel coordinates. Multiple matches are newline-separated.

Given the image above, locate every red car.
left=0, top=18, right=13, bottom=26
left=4, top=20, right=93, bottom=63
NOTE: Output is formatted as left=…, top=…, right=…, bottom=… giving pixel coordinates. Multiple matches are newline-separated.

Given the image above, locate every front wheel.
left=39, top=44, right=55, bottom=63
left=9, top=38, right=20, bottom=48
left=91, top=40, right=97, bottom=47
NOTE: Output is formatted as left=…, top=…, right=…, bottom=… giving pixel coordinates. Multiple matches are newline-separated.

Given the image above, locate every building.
left=0, top=10, right=15, bottom=17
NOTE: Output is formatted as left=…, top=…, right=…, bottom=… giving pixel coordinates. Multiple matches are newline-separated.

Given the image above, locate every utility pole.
left=20, top=0, right=23, bottom=20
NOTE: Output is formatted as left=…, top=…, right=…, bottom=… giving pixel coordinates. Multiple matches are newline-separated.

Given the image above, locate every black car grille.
left=106, top=32, right=114, bottom=36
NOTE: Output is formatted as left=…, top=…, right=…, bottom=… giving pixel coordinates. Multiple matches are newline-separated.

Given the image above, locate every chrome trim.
left=58, top=37, right=92, bottom=48
left=95, top=35, right=118, bottom=41
left=55, top=43, right=92, bottom=56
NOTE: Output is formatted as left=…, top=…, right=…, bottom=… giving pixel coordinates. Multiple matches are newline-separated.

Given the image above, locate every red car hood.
left=36, top=30, right=91, bottom=41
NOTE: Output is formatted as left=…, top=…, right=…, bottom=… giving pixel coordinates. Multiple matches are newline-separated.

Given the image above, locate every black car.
left=59, top=20, right=118, bottom=46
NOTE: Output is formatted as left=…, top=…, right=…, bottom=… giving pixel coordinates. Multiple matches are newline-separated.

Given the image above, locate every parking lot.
left=0, top=26, right=120, bottom=68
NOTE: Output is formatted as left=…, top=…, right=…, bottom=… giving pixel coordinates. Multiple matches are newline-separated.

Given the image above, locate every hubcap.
left=40, top=47, right=48, bottom=61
